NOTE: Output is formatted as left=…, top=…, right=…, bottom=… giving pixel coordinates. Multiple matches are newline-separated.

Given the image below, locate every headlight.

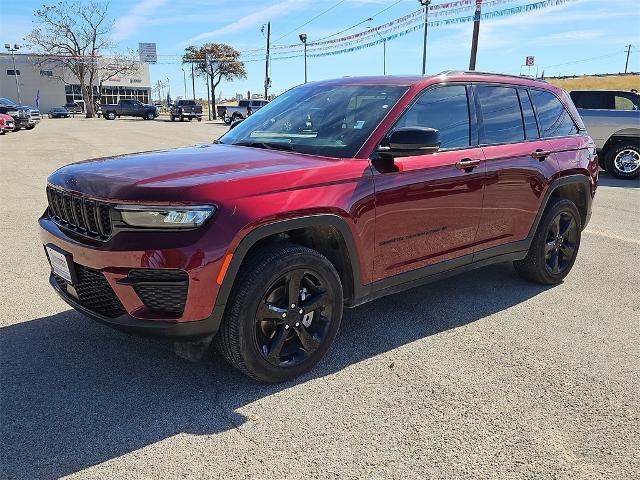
left=116, top=205, right=216, bottom=228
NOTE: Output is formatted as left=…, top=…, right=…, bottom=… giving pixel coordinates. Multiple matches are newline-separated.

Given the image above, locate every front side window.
left=394, top=85, right=470, bottom=150
left=477, top=86, right=525, bottom=144
left=530, top=89, right=578, bottom=138
left=219, top=84, right=408, bottom=158
left=615, top=94, right=639, bottom=110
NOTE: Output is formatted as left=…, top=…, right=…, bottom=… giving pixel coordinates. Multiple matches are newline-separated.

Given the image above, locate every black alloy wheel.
left=514, top=197, right=582, bottom=285
left=544, top=211, right=578, bottom=275
left=216, top=243, right=343, bottom=383
left=256, top=269, right=332, bottom=367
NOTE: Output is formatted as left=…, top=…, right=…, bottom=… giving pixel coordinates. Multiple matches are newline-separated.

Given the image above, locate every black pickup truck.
left=102, top=99, right=158, bottom=120
left=170, top=100, right=203, bottom=122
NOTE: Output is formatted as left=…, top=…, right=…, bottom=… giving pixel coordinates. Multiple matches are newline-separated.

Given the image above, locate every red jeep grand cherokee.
left=40, top=71, right=598, bottom=382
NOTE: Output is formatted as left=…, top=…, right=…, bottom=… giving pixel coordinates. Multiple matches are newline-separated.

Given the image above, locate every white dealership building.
left=0, top=53, right=151, bottom=112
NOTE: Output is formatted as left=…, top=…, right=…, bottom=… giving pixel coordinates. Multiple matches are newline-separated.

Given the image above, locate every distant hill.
left=545, top=73, right=639, bottom=91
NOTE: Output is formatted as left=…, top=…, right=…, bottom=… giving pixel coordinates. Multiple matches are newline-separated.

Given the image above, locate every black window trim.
left=517, top=87, right=541, bottom=140
left=374, top=81, right=478, bottom=156
left=474, top=84, right=527, bottom=147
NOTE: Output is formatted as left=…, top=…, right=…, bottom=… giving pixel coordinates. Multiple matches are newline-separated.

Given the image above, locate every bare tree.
left=96, top=52, right=141, bottom=104
left=183, top=43, right=246, bottom=119
left=26, top=1, right=137, bottom=117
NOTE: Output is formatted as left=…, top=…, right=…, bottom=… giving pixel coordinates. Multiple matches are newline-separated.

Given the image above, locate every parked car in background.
left=49, top=107, right=71, bottom=118
left=0, top=113, right=15, bottom=134
left=40, top=72, right=597, bottom=383
left=569, top=89, right=640, bottom=179
left=222, top=99, right=269, bottom=124
left=64, top=103, right=82, bottom=115
left=101, top=99, right=159, bottom=120
left=25, top=108, right=41, bottom=130
left=0, top=97, right=31, bottom=131
left=170, top=100, right=203, bottom=122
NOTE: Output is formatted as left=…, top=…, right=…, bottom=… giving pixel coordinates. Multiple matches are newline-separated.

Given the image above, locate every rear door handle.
left=532, top=149, right=552, bottom=161
left=456, top=158, right=481, bottom=172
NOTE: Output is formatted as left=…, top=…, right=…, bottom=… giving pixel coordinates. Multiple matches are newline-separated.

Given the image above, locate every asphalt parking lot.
left=1, top=117, right=638, bottom=479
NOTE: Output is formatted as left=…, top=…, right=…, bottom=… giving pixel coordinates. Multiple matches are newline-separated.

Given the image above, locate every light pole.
left=299, top=33, right=308, bottom=83
left=368, top=28, right=386, bottom=75
left=182, top=67, right=187, bottom=98
left=166, top=77, right=170, bottom=105
left=419, top=0, right=431, bottom=75
left=4, top=43, right=21, bottom=104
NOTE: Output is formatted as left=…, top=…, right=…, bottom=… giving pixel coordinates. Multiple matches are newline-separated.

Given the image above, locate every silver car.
left=570, top=90, right=640, bottom=179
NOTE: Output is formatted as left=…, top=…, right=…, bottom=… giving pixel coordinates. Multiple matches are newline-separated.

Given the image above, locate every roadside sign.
left=139, top=43, right=157, bottom=64
left=526, top=56, right=535, bottom=66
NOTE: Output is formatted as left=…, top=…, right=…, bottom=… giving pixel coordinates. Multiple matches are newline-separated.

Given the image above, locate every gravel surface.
left=1, top=117, right=638, bottom=480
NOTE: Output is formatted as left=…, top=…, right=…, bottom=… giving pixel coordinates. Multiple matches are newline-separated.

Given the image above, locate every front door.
left=372, top=84, right=485, bottom=280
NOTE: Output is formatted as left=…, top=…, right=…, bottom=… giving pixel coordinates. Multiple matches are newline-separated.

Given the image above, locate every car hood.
left=47, top=143, right=342, bottom=201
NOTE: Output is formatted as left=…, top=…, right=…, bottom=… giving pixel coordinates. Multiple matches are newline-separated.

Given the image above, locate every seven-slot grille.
left=46, top=186, right=112, bottom=239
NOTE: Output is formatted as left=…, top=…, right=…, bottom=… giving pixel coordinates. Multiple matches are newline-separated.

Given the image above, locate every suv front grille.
left=46, top=186, right=112, bottom=240
left=126, top=269, right=189, bottom=315
left=53, top=264, right=126, bottom=318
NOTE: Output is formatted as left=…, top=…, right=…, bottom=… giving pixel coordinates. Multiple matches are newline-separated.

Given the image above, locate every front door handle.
left=456, top=158, right=481, bottom=172
left=532, top=149, right=552, bottom=161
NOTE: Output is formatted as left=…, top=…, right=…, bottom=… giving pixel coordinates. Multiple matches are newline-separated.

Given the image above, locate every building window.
left=7, top=69, right=20, bottom=75
left=40, top=70, right=53, bottom=77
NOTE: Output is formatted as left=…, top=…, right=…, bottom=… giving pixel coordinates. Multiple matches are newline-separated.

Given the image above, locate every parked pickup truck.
left=569, top=89, right=640, bottom=179
left=0, top=97, right=32, bottom=131
left=169, top=100, right=203, bottom=122
left=222, top=99, right=269, bottom=124
left=102, top=99, right=159, bottom=120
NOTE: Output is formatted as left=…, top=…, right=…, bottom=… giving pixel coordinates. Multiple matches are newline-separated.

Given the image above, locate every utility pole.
left=264, top=22, right=271, bottom=99
left=4, top=43, right=21, bottom=104
left=191, top=63, right=196, bottom=99
left=624, top=44, right=632, bottom=74
left=182, top=67, right=187, bottom=98
left=419, top=0, right=431, bottom=75
left=469, top=0, right=483, bottom=71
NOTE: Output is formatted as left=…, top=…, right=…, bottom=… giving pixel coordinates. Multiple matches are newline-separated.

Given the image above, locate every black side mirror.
left=379, top=127, right=441, bottom=158
left=229, top=119, right=243, bottom=130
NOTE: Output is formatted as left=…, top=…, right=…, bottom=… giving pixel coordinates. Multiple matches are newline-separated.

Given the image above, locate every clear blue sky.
left=1, top=0, right=639, bottom=100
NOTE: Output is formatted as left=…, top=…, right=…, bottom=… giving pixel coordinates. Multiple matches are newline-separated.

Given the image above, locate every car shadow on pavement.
left=0, top=263, right=553, bottom=479
left=597, top=172, right=640, bottom=189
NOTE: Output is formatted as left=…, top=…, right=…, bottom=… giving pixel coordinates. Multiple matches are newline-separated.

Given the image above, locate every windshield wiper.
left=233, top=141, right=294, bottom=152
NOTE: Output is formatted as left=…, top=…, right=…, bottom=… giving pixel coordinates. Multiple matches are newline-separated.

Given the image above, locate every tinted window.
left=179, top=100, right=196, bottom=106
left=239, top=100, right=250, bottom=107
left=570, top=91, right=612, bottom=109
left=518, top=89, right=539, bottom=140
left=395, top=85, right=470, bottom=149
left=477, top=86, right=524, bottom=144
left=530, top=90, right=578, bottom=137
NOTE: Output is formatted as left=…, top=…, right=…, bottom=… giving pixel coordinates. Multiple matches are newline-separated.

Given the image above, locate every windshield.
left=219, top=83, right=407, bottom=158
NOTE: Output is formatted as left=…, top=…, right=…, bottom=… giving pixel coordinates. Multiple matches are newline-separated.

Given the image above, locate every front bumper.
left=39, top=215, right=229, bottom=338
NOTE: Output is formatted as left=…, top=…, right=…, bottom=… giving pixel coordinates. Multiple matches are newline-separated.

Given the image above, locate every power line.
left=272, top=0, right=348, bottom=44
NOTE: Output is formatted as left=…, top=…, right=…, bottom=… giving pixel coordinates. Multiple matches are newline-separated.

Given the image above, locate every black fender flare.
left=212, top=214, right=362, bottom=320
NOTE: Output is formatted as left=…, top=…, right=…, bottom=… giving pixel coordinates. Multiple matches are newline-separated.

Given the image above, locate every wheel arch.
left=533, top=175, right=593, bottom=236
left=215, top=215, right=362, bottom=313
left=601, top=130, right=640, bottom=155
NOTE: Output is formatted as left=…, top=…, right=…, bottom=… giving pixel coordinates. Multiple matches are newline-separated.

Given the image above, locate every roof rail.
left=437, top=70, right=547, bottom=83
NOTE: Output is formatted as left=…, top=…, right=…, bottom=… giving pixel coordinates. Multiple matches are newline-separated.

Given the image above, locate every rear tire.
left=605, top=141, right=640, bottom=179
left=215, top=243, right=343, bottom=383
left=105, top=111, right=116, bottom=120
left=514, top=198, right=581, bottom=285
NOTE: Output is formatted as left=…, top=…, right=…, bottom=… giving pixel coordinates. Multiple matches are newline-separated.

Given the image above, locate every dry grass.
left=546, top=74, right=640, bottom=91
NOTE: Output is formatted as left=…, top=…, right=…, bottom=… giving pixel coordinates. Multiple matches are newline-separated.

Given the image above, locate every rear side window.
left=477, top=86, right=524, bottom=144
left=517, top=89, right=540, bottom=140
left=395, top=85, right=470, bottom=150
left=239, top=100, right=250, bottom=107
left=530, top=90, right=578, bottom=137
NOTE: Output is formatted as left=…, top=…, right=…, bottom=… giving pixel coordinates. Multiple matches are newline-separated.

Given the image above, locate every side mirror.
left=229, top=119, right=243, bottom=130
left=379, top=127, right=441, bottom=158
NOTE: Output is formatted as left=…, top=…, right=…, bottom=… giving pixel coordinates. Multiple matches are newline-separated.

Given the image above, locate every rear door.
left=473, top=84, right=557, bottom=253
left=372, top=84, right=485, bottom=279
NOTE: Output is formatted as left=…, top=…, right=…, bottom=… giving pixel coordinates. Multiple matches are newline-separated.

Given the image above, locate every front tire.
left=605, top=141, right=640, bottom=179
left=215, top=243, right=343, bottom=383
left=105, top=111, right=116, bottom=120
left=514, top=198, right=582, bottom=285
